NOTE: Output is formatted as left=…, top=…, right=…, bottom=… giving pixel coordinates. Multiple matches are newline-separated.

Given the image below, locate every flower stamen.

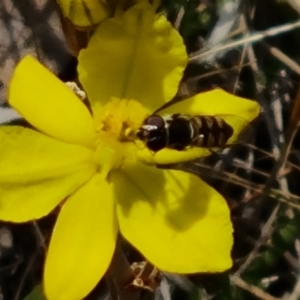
left=94, top=98, right=149, bottom=177
left=95, top=98, right=149, bottom=142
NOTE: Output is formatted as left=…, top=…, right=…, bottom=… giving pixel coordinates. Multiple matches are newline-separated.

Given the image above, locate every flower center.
left=94, top=98, right=149, bottom=177
left=96, top=98, right=149, bottom=141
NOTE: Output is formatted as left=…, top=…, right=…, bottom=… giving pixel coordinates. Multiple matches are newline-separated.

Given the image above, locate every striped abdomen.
left=190, top=116, right=234, bottom=147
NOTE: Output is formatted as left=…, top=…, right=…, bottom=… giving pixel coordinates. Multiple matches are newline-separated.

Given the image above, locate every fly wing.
left=216, top=114, right=254, bottom=145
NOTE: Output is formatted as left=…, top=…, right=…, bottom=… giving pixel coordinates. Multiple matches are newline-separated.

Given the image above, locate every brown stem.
left=106, top=239, right=140, bottom=300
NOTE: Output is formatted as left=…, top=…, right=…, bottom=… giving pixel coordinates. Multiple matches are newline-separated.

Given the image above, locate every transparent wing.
left=213, top=114, right=254, bottom=146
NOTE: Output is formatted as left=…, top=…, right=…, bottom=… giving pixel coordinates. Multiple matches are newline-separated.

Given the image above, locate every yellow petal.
left=57, top=0, right=111, bottom=28
left=158, top=88, right=260, bottom=126
left=113, top=161, right=233, bottom=273
left=0, top=126, right=96, bottom=222
left=78, top=2, right=187, bottom=113
left=9, top=56, right=96, bottom=148
left=136, top=142, right=211, bottom=165
left=44, top=174, right=118, bottom=300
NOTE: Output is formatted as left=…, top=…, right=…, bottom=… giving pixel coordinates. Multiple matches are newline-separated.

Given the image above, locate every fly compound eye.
left=145, top=115, right=165, bottom=129
left=137, top=115, right=168, bottom=152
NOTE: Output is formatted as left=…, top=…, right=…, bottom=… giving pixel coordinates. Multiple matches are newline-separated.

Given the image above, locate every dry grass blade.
left=105, top=241, right=140, bottom=300
left=190, top=20, right=300, bottom=62
left=264, top=44, right=300, bottom=75
left=289, top=90, right=300, bottom=141
left=234, top=205, right=280, bottom=277
left=230, top=276, right=281, bottom=300
left=286, top=0, right=300, bottom=14
left=283, top=84, right=300, bottom=164
left=287, top=279, right=300, bottom=300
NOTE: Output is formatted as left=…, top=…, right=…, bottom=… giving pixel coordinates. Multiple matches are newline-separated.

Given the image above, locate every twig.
left=174, top=6, right=185, bottom=30
left=105, top=240, right=140, bottom=300
left=194, top=160, right=300, bottom=207
left=190, top=19, right=300, bottom=62
left=286, top=0, right=300, bottom=14
left=287, top=276, right=300, bottom=300
left=232, top=26, right=248, bottom=93
left=284, top=239, right=300, bottom=300
left=234, top=204, right=280, bottom=276
left=13, top=251, right=39, bottom=300
left=246, top=143, right=300, bottom=174
left=230, top=276, right=281, bottom=300
left=264, top=44, right=300, bottom=75
left=284, top=251, right=300, bottom=271
left=280, top=85, right=300, bottom=172
left=32, top=221, right=46, bottom=250
left=245, top=37, right=292, bottom=213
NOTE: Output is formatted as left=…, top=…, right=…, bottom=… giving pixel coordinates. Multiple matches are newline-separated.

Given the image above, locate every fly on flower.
left=136, top=112, right=253, bottom=152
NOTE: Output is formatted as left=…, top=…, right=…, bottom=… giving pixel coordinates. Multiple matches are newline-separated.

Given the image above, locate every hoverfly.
left=136, top=113, right=251, bottom=152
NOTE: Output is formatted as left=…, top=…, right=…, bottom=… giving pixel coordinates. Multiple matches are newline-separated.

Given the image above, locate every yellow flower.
left=57, top=0, right=112, bottom=28
left=0, top=2, right=259, bottom=300
left=57, top=0, right=161, bottom=28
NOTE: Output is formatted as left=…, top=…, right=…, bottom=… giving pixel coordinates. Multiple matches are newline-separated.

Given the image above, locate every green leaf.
left=23, top=285, right=44, bottom=300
